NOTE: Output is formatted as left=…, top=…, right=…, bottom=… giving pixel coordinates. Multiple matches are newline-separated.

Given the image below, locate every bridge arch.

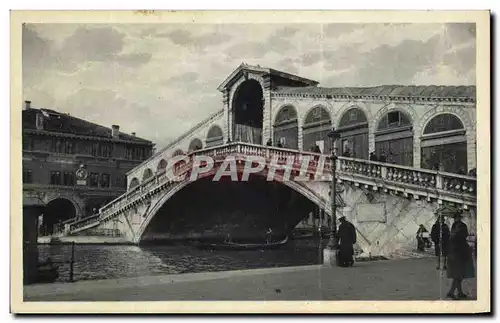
left=374, top=109, right=414, bottom=166
left=273, top=104, right=298, bottom=149
left=206, top=125, right=224, bottom=148
left=337, top=107, right=369, bottom=159
left=420, top=113, right=467, bottom=174
left=302, top=105, right=332, bottom=154
left=188, top=138, right=203, bottom=152
left=135, top=169, right=331, bottom=243
left=232, top=79, right=264, bottom=144
left=129, top=177, right=140, bottom=189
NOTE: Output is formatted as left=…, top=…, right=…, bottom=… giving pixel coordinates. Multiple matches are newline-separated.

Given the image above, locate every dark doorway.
left=232, top=79, right=264, bottom=144
left=41, top=198, right=76, bottom=235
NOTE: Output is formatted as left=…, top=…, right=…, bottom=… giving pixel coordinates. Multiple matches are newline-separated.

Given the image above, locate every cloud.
left=156, top=27, right=233, bottom=52
left=61, top=26, right=125, bottom=62
left=273, top=27, right=300, bottom=38
left=163, top=72, right=200, bottom=85
left=116, top=52, right=153, bottom=67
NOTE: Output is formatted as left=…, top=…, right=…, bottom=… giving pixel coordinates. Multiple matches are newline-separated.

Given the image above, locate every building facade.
left=22, top=101, right=155, bottom=234
left=127, top=64, right=476, bottom=185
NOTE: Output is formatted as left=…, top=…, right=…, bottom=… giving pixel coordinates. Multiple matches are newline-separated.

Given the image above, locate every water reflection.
left=38, top=239, right=325, bottom=282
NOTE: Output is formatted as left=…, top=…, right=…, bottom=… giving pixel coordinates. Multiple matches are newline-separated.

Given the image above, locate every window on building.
left=89, top=172, right=99, bottom=187
left=99, top=143, right=113, bottom=157
left=50, top=171, right=61, bottom=185
left=63, top=172, right=75, bottom=186
left=101, top=174, right=111, bottom=188
left=22, top=137, right=34, bottom=151
left=91, top=143, right=99, bottom=156
left=64, top=140, right=74, bottom=154
left=23, top=170, right=33, bottom=183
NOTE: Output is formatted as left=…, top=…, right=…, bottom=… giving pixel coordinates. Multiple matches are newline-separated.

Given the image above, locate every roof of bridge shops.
left=22, top=104, right=153, bottom=145
left=218, top=63, right=476, bottom=101
left=274, top=84, right=476, bottom=101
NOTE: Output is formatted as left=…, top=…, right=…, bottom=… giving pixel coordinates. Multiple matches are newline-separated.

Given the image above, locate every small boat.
left=192, top=236, right=289, bottom=251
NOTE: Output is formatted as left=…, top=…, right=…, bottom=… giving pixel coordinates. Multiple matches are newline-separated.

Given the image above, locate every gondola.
left=192, top=236, right=289, bottom=251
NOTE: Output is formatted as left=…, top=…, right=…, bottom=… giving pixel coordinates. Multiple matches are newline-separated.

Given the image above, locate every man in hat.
left=446, top=212, right=475, bottom=299
left=337, top=216, right=357, bottom=267
left=431, top=215, right=450, bottom=270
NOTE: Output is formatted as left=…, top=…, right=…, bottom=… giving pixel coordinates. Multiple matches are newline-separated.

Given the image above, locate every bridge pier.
left=323, top=248, right=337, bottom=266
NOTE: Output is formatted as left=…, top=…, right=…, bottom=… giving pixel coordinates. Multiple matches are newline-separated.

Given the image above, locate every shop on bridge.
left=375, top=110, right=414, bottom=166
left=420, top=113, right=468, bottom=174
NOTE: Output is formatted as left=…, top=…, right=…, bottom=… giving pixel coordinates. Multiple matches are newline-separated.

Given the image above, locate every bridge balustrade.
left=56, top=141, right=477, bottom=236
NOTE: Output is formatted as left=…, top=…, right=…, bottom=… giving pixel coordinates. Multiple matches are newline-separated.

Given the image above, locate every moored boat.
left=192, top=236, right=289, bottom=251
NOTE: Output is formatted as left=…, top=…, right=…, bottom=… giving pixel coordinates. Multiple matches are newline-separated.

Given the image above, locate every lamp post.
left=324, top=127, right=341, bottom=266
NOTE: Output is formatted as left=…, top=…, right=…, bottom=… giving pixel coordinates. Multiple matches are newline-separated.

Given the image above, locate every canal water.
left=38, top=239, right=325, bottom=283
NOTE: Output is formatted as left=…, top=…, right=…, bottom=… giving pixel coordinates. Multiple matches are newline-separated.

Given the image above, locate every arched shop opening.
left=273, top=105, right=298, bottom=149
left=206, top=125, right=224, bottom=148
left=375, top=110, right=414, bottom=166
left=232, top=79, right=264, bottom=144
left=157, top=159, right=168, bottom=173
left=302, top=106, right=332, bottom=154
left=188, top=138, right=203, bottom=152
left=142, top=168, right=153, bottom=181
left=337, top=107, right=369, bottom=159
left=420, top=113, right=468, bottom=174
left=129, top=177, right=140, bottom=189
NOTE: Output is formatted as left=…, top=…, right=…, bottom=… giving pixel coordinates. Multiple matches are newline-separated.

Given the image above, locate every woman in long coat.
left=446, top=212, right=475, bottom=299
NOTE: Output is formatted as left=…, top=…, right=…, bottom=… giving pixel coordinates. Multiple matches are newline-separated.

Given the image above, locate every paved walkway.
left=24, top=257, right=476, bottom=301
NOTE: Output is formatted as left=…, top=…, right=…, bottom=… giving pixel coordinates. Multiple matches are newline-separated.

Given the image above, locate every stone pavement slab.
left=24, top=258, right=477, bottom=301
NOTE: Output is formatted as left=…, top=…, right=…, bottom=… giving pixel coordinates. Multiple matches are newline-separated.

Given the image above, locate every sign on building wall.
left=75, top=165, right=88, bottom=186
left=355, top=202, right=387, bottom=223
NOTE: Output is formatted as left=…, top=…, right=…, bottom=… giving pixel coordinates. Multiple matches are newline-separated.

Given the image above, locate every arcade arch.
left=206, top=125, right=224, bottom=148
left=188, top=138, right=203, bottom=152
left=232, top=79, right=264, bottom=144
left=375, top=110, right=414, bottom=166
left=420, top=113, right=467, bottom=174
left=337, top=107, right=369, bottom=159
left=41, top=198, right=77, bottom=235
left=273, top=105, right=298, bottom=149
left=302, top=106, right=332, bottom=154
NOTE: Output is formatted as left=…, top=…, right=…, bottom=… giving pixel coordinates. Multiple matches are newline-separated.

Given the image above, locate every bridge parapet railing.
left=65, top=141, right=477, bottom=234
left=333, top=155, right=476, bottom=198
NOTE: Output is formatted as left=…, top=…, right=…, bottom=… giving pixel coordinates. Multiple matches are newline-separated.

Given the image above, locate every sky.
left=22, top=23, right=476, bottom=148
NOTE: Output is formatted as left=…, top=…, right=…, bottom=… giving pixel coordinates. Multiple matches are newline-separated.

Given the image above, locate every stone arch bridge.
left=52, top=142, right=476, bottom=258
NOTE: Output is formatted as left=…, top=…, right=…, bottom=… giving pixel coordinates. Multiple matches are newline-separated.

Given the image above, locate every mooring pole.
left=69, top=241, right=75, bottom=282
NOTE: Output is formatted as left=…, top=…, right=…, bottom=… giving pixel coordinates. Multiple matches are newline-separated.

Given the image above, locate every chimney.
left=24, top=100, right=31, bottom=110
left=111, top=125, right=120, bottom=139
left=131, top=132, right=136, bottom=137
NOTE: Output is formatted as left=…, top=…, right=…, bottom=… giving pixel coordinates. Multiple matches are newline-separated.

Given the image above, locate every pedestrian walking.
left=416, top=224, right=430, bottom=251
left=431, top=215, right=450, bottom=270
left=337, top=216, right=357, bottom=267
left=446, top=212, right=475, bottom=300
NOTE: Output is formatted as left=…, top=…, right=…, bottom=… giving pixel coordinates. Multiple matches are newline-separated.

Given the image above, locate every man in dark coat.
left=446, top=212, right=475, bottom=299
left=431, top=215, right=450, bottom=270
left=337, top=216, right=357, bottom=267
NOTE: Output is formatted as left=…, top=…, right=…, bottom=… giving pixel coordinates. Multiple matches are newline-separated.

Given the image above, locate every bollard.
left=69, top=242, right=75, bottom=282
